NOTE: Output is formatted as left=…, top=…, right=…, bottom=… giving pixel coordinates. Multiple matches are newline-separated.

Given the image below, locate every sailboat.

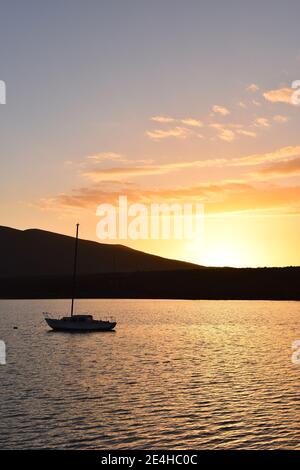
left=44, top=224, right=117, bottom=332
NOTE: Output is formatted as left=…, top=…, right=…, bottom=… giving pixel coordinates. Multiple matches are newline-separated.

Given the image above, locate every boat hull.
left=45, top=318, right=116, bottom=332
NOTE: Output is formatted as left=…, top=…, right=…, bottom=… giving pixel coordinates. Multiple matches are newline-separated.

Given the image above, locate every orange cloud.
left=180, top=118, right=203, bottom=127
left=210, top=122, right=258, bottom=141
left=84, top=166, right=161, bottom=181
left=254, top=117, right=270, bottom=128
left=86, top=152, right=129, bottom=163
left=82, top=144, right=300, bottom=182
left=83, top=158, right=227, bottom=181
left=232, top=145, right=300, bottom=167
left=150, top=115, right=175, bottom=123
left=208, top=185, right=300, bottom=215
left=263, top=87, right=293, bottom=104
left=146, top=127, right=191, bottom=140
left=218, top=128, right=235, bottom=142
left=254, top=157, right=300, bottom=179
left=41, top=181, right=300, bottom=216
left=212, top=105, right=230, bottom=116
left=40, top=181, right=249, bottom=210
left=236, top=129, right=257, bottom=138
left=42, top=144, right=300, bottom=218
left=210, top=123, right=235, bottom=142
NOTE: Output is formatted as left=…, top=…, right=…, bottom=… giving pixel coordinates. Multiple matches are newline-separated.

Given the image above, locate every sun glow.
left=200, top=244, right=245, bottom=268
left=181, top=234, right=247, bottom=268
left=180, top=214, right=300, bottom=268
left=90, top=212, right=300, bottom=268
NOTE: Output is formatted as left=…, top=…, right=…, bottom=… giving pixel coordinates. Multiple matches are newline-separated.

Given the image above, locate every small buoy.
left=13, top=326, right=18, bottom=329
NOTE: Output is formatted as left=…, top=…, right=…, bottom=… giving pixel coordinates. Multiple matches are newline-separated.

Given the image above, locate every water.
left=0, top=299, right=300, bottom=449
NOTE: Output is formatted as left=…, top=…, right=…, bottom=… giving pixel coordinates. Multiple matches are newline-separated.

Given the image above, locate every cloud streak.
left=80, top=144, right=300, bottom=182
left=254, top=157, right=300, bottom=179
left=151, top=115, right=175, bottom=123
left=146, top=127, right=191, bottom=140
left=41, top=180, right=300, bottom=217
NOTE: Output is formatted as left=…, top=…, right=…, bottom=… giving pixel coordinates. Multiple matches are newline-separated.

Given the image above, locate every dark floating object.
left=13, top=326, right=18, bottom=329
left=44, top=224, right=117, bottom=332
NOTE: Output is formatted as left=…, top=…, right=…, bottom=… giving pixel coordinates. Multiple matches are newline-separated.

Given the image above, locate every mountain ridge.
left=0, top=225, right=199, bottom=278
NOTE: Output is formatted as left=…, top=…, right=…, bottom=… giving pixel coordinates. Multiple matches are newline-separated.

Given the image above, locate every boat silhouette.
left=44, top=224, right=117, bottom=331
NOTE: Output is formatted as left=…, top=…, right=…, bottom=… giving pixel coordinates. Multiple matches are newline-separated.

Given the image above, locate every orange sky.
left=3, top=85, right=300, bottom=267
left=1, top=3, right=300, bottom=267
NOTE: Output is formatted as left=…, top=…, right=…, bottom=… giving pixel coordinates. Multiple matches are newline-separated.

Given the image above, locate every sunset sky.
left=1, top=0, right=300, bottom=267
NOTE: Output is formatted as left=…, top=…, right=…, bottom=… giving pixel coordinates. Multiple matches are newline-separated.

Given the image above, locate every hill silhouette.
left=0, top=225, right=299, bottom=300
left=0, top=225, right=198, bottom=278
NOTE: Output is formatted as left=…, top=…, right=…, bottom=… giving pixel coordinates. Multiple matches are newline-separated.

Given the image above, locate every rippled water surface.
left=1, top=299, right=300, bottom=449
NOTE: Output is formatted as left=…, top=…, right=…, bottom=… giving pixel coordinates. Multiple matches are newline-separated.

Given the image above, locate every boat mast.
left=70, top=223, right=79, bottom=317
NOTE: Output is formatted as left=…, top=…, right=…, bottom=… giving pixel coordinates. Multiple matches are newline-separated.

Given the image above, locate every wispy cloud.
left=247, top=83, right=259, bottom=92
left=231, top=145, right=300, bottom=167
left=39, top=181, right=250, bottom=211
left=40, top=180, right=300, bottom=216
left=273, top=114, right=289, bottom=123
left=263, top=87, right=293, bottom=104
left=148, top=115, right=205, bottom=139
left=236, top=129, right=257, bottom=138
left=82, top=152, right=153, bottom=167
left=218, top=128, right=236, bottom=142
left=146, top=127, right=191, bottom=140
left=254, top=117, right=270, bottom=128
left=212, top=105, right=230, bottom=116
left=71, top=144, right=300, bottom=185
left=210, top=122, right=257, bottom=141
left=150, top=115, right=175, bottom=123
left=83, top=157, right=227, bottom=182
left=180, top=118, right=203, bottom=127
left=86, top=152, right=129, bottom=163
left=209, top=123, right=235, bottom=142
left=252, top=100, right=261, bottom=107
left=254, top=157, right=300, bottom=179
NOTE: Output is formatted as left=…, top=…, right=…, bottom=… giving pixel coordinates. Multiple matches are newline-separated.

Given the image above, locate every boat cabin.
left=62, top=315, right=94, bottom=322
